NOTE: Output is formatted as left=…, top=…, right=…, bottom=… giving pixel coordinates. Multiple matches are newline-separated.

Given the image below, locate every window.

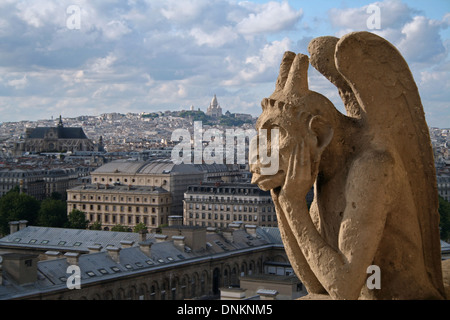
left=111, top=266, right=121, bottom=273
left=98, top=268, right=109, bottom=275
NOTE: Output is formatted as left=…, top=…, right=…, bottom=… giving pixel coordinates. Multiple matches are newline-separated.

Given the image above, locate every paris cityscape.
left=0, top=0, right=449, bottom=308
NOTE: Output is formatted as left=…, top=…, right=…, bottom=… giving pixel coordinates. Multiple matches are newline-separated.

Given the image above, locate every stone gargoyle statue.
left=250, top=31, right=449, bottom=300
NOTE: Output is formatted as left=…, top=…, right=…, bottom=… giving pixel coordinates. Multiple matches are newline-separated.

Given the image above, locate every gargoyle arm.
left=279, top=149, right=396, bottom=299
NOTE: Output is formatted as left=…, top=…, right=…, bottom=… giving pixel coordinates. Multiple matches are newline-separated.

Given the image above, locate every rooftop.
left=92, top=159, right=204, bottom=175
left=0, top=225, right=283, bottom=299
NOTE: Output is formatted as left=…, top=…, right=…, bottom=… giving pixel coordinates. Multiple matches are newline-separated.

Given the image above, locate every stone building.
left=13, top=116, right=95, bottom=155
left=0, top=168, right=46, bottom=200
left=67, top=184, right=172, bottom=231
left=0, top=167, right=92, bottom=200
left=437, top=175, right=450, bottom=202
left=88, top=159, right=204, bottom=216
left=0, top=223, right=291, bottom=300
left=206, top=94, right=222, bottom=118
left=183, top=182, right=277, bottom=228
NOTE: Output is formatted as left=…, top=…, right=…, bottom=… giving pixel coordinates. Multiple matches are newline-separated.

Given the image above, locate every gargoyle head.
left=250, top=52, right=334, bottom=193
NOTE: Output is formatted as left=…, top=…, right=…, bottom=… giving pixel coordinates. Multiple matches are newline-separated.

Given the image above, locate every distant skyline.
left=0, top=0, right=449, bottom=127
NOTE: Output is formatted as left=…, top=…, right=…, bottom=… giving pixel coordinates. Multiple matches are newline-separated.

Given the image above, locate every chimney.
left=172, top=235, right=185, bottom=250
left=257, top=289, right=279, bottom=300
left=245, top=224, right=257, bottom=236
left=222, top=229, right=234, bottom=242
left=155, top=234, right=168, bottom=243
left=206, top=227, right=217, bottom=234
left=139, top=229, right=148, bottom=242
left=9, top=221, right=19, bottom=234
left=120, top=240, right=134, bottom=248
left=18, top=220, right=28, bottom=231
left=229, top=222, right=241, bottom=230
left=1, top=253, right=38, bottom=285
left=139, top=242, right=152, bottom=257
left=44, top=251, right=62, bottom=260
left=65, top=252, right=80, bottom=265
left=168, top=215, right=183, bottom=227
left=88, top=245, right=103, bottom=254
left=106, top=246, right=121, bottom=263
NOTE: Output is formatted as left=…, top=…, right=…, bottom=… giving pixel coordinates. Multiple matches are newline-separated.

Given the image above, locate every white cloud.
left=236, top=1, right=303, bottom=35
left=7, top=74, right=28, bottom=89
left=160, top=0, right=208, bottom=23
left=223, top=37, right=292, bottom=86
left=397, top=16, right=447, bottom=64
left=328, top=0, right=413, bottom=31
left=102, top=20, right=131, bottom=41
left=15, top=1, right=60, bottom=28
left=190, top=26, right=238, bottom=47
left=88, top=53, right=118, bottom=74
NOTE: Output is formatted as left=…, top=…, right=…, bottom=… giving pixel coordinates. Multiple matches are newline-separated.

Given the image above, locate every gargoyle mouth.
left=251, top=170, right=285, bottom=191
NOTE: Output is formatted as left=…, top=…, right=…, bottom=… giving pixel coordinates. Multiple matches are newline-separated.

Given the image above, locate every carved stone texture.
left=250, top=31, right=448, bottom=300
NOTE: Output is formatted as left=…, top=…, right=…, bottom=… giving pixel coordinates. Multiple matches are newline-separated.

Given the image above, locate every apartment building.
left=67, top=184, right=171, bottom=231
left=183, top=182, right=277, bottom=228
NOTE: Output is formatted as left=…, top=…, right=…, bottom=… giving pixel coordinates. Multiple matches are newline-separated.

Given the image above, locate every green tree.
left=439, top=196, right=450, bottom=242
left=89, top=220, right=102, bottom=230
left=133, top=222, right=147, bottom=233
left=50, top=191, right=63, bottom=201
left=66, top=209, right=89, bottom=229
left=0, top=189, right=40, bottom=234
left=111, top=224, right=128, bottom=232
left=37, top=198, right=68, bottom=228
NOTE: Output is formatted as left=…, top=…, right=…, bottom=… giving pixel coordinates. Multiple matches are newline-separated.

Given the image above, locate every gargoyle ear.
left=308, top=115, right=334, bottom=156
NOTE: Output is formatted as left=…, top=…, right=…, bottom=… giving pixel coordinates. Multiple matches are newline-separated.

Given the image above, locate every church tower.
left=206, top=94, right=222, bottom=118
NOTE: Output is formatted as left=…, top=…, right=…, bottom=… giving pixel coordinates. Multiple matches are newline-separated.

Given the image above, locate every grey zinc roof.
left=92, top=160, right=147, bottom=174
left=442, top=240, right=450, bottom=252
left=93, top=159, right=203, bottom=175
left=257, top=227, right=283, bottom=244
left=0, top=225, right=284, bottom=299
left=0, top=226, right=146, bottom=252
left=28, top=127, right=88, bottom=139
left=35, top=242, right=191, bottom=288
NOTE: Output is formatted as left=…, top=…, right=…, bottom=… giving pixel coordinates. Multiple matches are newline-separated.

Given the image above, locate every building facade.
left=183, top=182, right=277, bottom=228
left=88, top=159, right=204, bottom=216
left=0, top=169, right=46, bottom=200
left=13, top=116, right=95, bottom=155
left=438, top=175, right=450, bottom=202
left=67, top=184, right=171, bottom=231
left=0, top=167, right=92, bottom=200
left=206, top=94, right=222, bottom=118
left=0, top=224, right=290, bottom=300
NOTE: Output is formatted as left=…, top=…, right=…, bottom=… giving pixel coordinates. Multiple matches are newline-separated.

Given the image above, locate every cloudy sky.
left=0, top=0, right=449, bottom=127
